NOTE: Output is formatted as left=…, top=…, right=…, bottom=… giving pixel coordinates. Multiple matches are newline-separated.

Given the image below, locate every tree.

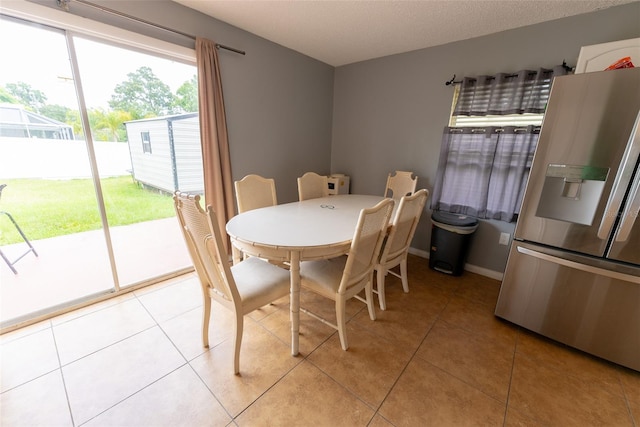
left=40, top=104, right=71, bottom=123
left=174, top=75, right=198, bottom=113
left=66, top=110, right=84, bottom=139
left=91, top=108, right=132, bottom=142
left=5, top=82, right=47, bottom=113
left=0, top=87, right=20, bottom=104
left=108, top=66, right=175, bottom=119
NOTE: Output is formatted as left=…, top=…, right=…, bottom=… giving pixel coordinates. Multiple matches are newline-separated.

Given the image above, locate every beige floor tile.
left=438, top=294, right=518, bottom=345
left=503, top=406, right=541, bottom=426
left=160, top=306, right=213, bottom=361
left=0, top=327, right=59, bottom=392
left=508, top=352, right=633, bottom=426
left=0, top=319, right=51, bottom=344
left=378, top=273, right=451, bottom=317
left=189, top=319, right=300, bottom=417
left=84, top=365, right=231, bottom=427
left=235, top=361, right=375, bottom=426
left=516, top=329, right=625, bottom=397
left=452, top=272, right=501, bottom=308
left=350, top=301, right=435, bottom=351
left=2, top=255, right=636, bottom=427
left=618, top=367, right=640, bottom=424
left=136, top=278, right=202, bottom=323
left=416, top=321, right=515, bottom=402
left=0, top=370, right=72, bottom=427
left=62, top=326, right=186, bottom=425
left=258, top=304, right=336, bottom=356
left=378, top=358, right=505, bottom=426
left=53, top=298, right=156, bottom=365
left=50, top=292, right=135, bottom=326
left=405, top=256, right=461, bottom=295
left=368, top=414, right=395, bottom=427
left=308, top=321, right=414, bottom=408
left=299, top=288, right=367, bottom=324
left=246, top=299, right=286, bottom=322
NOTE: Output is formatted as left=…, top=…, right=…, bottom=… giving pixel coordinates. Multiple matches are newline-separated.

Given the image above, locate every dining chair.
left=299, top=198, right=395, bottom=350
left=374, top=189, right=429, bottom=310
left=173, top=191, right=290, bottom=374
left=234, top=174, right=278, bottom=213
left=384, top=170, right=418, bottom=200
left=297, top=172, right=329, bottom=201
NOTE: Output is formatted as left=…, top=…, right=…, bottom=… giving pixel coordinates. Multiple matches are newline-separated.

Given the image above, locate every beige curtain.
left=196, top=37, right=235, bottom=252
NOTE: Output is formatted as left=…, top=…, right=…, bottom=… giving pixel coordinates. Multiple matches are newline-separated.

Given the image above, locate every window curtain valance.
left=452, top=65, right=568, bottom=116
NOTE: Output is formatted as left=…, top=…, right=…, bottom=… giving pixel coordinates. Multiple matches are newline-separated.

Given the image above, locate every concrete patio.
left=0, top=217, right=192, bottom=329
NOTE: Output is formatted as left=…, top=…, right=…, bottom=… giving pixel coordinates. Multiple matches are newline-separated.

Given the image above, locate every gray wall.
left=331, top=2, right=640, bottom=275
left=27, top=0, right=640, bottom=276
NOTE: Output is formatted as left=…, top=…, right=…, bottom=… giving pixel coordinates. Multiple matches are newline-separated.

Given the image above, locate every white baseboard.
left=408, top=247, right=504, bottom=281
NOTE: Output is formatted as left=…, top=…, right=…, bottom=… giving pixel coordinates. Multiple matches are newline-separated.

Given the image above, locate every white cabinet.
left=575, top=38, right=640, bottom=73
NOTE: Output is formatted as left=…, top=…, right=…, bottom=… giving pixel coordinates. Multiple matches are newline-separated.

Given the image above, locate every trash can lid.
left=431, top=211, right=479, bottom=227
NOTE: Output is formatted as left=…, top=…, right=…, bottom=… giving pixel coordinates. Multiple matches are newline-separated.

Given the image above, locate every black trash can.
left=429, top=211, right=479, bottom=276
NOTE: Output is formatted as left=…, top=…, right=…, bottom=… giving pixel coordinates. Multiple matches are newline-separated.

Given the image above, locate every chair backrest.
left=234, top=174, right=277, bottom=213
left=384, top=171, right=418, bottom=200
left=339, top=198, right=395, bottom=294
left=297, top=172, right=329, bottom=201
left=173, top=191, right=240, bottom=307
left=380, top=189, right=429, bottom=263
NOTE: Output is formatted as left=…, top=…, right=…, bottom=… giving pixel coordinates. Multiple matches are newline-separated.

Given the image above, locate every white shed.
left=124, top=113, right=203, bottom=194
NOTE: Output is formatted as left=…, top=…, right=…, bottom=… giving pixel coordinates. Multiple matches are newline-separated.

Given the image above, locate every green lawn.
left=0, top=177, right=176, bottom=245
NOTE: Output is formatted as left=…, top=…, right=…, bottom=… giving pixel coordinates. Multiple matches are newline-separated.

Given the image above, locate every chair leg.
left=0, top=211, right=38, bottom=274
left=400, top=257, right=409, bottom=293
left=233, top=314, right=244, bottom=375
left=201, top=297, right=211, bottom=348
left=376, top=268, right=387, bottom=310
left=336, top=298, right=348, bottom=350
left=365, top=281, right=377, bottom=321
left=0, top=249, right=17, bottom=274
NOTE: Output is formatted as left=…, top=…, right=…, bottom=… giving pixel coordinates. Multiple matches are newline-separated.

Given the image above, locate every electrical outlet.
left=499, top=232, right=511, bottom=245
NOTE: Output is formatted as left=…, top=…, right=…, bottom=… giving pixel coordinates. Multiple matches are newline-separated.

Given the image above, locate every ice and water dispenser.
left=535, top=164, right=609, bottom=226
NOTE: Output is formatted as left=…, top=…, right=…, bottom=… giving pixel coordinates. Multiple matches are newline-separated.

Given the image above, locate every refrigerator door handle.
left=517, top=246, right=640, bottom=284
left=597, top=109, right=640, bottom=240
left=614, top=171, right=640, bottom=242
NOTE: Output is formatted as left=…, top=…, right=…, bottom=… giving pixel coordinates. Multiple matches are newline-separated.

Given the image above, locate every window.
left=141, top=131, right=152, bottom=153
left=432, top=67, right=568, bottom=222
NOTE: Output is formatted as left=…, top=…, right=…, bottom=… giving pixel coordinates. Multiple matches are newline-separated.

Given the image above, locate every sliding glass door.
left=72, top=36, right=198, bottom=287
left=0, top=15, right=199, bottom=328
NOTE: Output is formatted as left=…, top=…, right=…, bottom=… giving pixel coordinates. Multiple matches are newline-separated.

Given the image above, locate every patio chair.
left=297, top=172, right=329, bottom=201
left=374, top=189, right=429, bottom=310
left=173, top=191, right=290, bottom=374
left=234, top=174, right=278, bottom=214
left=384, top=170, right=418, bottom=200
left=0, top=184, right=38, bottom=274
left=299, top=198, right=394, bottom=350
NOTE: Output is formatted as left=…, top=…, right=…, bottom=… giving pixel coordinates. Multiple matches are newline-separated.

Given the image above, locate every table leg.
left=289, top=250, right=300, bottom=356
left=231, top=243, right=242, bottom=265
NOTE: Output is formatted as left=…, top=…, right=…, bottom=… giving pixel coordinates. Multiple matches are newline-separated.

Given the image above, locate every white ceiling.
left=172, top=0, right=635, bottom=66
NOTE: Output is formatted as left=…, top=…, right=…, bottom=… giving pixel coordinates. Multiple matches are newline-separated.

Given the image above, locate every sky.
left=0, top=17, right=195, bottom=110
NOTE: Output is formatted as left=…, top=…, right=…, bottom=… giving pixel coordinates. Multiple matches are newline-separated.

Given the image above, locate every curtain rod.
left=56, top=0, right=246, bottom=56
left=445, top=61, right=573, bottom=86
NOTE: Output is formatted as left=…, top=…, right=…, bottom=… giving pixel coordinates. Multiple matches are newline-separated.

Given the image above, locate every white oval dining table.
left=226, top=194, right=387, bottom=356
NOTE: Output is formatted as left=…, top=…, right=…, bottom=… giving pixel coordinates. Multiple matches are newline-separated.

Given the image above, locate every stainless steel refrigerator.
left=495, top=67, right=640, bottom=372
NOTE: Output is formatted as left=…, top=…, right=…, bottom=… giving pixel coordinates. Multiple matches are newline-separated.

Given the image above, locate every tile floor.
left=1, top=254, right=638, bottom=426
